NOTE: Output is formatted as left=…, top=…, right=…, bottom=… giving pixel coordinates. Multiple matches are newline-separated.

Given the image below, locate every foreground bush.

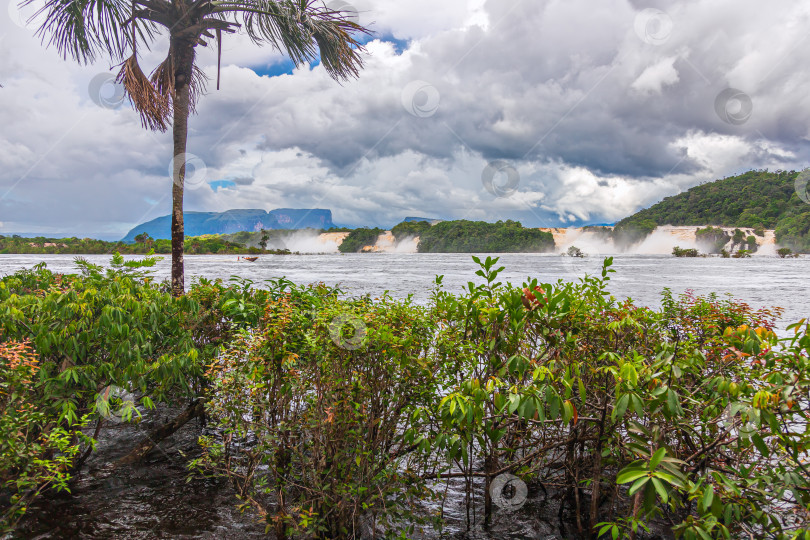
left=195, top=283, right=441, bottom=538
left=0, top=255, right=268, bottom=528
left=1, top=255, right=809, bottom=538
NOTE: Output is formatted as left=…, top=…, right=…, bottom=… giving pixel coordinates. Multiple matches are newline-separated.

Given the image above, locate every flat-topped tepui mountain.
left=121, top=208, right=335, bottom=243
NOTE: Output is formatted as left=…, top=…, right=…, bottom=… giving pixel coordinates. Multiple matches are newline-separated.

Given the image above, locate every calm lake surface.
left=1, top=253, right=807, bottom=328
left=4, top=253, right=809, bottom=539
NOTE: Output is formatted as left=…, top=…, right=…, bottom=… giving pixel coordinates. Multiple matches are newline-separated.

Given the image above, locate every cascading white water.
left=318, top=226, right=781, bottom=256
left=546, top=225, right=778, bottom=256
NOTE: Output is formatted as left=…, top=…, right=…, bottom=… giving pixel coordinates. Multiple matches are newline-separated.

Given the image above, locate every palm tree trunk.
left=170, top=40, right=195, bottom=296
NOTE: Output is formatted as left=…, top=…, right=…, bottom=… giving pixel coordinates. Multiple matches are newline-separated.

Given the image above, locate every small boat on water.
left=239, top=256, right=259, bottom=262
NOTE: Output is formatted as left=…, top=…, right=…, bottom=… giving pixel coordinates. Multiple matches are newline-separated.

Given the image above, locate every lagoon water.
left=1, top=253, right=807, bottom=328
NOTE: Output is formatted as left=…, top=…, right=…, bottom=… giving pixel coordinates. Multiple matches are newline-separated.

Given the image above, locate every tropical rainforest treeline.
left=615, top=169, right=810, bottom=251
left=2, top=254, right=810, bottom=538
left=338, top=220, right=556, bottom=253
left=0, top=233, right=291, bottom=255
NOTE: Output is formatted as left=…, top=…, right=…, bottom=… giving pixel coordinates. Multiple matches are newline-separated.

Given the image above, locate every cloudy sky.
left=1, top=0, right=809, bottom=238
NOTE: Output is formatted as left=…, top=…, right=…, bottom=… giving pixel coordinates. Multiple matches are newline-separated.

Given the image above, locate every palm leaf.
left=27, top=0, right=136, bottom=63
left=117, top=54, right=170, bottom=131
left=211, top=0, right=369, bottom=81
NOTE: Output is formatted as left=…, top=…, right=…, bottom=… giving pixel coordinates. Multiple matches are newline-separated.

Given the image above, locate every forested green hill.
left=614, top=170, right=810, bottom=251
left=416, top=220, right=554, bottom=253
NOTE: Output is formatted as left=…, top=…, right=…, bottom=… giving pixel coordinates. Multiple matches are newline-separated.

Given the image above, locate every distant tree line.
left=391, top=220, right=432, bottom=241
left=0, top=234, right=278, bottom=255
left=337, top=220, right=555, bottom=253
left=416, top=220, right=554, bottom=253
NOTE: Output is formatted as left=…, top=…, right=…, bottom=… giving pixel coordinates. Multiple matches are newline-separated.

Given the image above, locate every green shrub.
left=672, top=246, right=700, bottom=257
left=338, top=227, right=384, bottom=253
left=194, top=284, right=441, bottom=538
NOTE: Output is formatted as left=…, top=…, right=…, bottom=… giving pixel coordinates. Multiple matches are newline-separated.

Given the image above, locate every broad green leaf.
left=616, top=467, right=649, bottom=484
left=649, top=447, right=666, bottom=470
left=651, top=477, right=668, bottom=504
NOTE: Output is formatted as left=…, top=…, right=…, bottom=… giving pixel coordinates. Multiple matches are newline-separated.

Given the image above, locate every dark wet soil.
left=16, top=407, right=671, bottom=539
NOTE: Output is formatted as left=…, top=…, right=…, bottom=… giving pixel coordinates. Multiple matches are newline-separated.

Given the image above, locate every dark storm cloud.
left=1, top=0, right=809, bottom=234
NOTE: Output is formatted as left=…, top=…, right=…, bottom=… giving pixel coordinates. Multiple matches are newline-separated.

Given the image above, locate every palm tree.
left=29, top=0, right=368, bottom=295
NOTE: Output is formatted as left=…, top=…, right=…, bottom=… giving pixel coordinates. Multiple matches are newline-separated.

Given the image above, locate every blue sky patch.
left=209, top=180, right=237, bottom=192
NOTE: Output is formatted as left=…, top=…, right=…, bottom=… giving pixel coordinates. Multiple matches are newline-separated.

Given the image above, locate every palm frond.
left=211, top=0, right=369, bottom=82
left=117, top=54, right=171, bottom=131
left=308, top=12, right=365, bottom=81
left=27, top=0, right=135, bottom=63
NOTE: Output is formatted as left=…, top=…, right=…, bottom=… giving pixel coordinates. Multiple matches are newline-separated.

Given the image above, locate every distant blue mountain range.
left=122, top=208, right=336, bottom=243
left=402, top=216, right=441, bottom=223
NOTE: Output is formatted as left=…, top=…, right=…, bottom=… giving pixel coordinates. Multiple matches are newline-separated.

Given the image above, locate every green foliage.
left=567, top=245, right=585, bottom=257
left=0, top=234, right=248, bottom=255
left=338, top=227, right=384, bottom=253
left=390, top=220, right=431, bottom=241
left=194, top=284, right=441, bottom=538
left=695, top=226, right=730, bottom=254
left=3, top=254, right=810, bottom=538
left=615, top=169, right=810, bottom=252
left=672, top=246, right=700, bottom=257
left=0, top=341, right=86, bottom=532
left=775, top=208, right=810, bottom=252
left=777, top=247, right=799, bottom=258
left=611, top=218, right=658, bottom=247
left=0, top=254, right=271, bottom=527
left=416, top=219, right=554, bottom=253
left=218, top=228, right=327, bottom=251
left=133, top=232, right=153, bottom=244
